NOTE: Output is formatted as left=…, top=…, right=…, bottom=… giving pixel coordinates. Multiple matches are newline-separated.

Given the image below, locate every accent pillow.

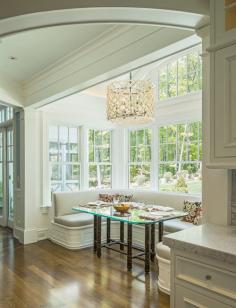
left=114, top=194, right=133, bottom=202
left=182, top=200, right=202, bottom=225
left=99, top=194, right=114, bottom=203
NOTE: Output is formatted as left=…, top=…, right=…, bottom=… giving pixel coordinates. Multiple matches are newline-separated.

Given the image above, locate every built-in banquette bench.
left=49, top=190, right=200, bottom=250
left=49, top=190, right=201, bottom=295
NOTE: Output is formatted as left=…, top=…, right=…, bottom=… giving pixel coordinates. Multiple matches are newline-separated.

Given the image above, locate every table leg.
left=145, top=224, right=150, bottom=274
left=93, top=216, right=97, bottom=253
left=127, top=224, right=132, bottom=271
left=120, top=222, right=124, bottom=250
left=107, top=218, right=111, bottom=244
left=158, top=221, right=164, bottom=242
left=97, top=216, right=102, bottom=258
left=151, top=224, right=155, bottom=262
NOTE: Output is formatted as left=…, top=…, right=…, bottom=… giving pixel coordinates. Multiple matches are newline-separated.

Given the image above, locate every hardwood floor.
left=0, top=228, right=170, bottom=308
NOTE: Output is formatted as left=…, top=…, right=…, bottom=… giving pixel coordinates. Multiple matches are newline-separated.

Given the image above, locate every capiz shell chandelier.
left=106, top=79, right=155, bottom=124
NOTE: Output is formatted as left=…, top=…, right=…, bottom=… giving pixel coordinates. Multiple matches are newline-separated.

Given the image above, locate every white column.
left=14, top=108, right=50, bottom=244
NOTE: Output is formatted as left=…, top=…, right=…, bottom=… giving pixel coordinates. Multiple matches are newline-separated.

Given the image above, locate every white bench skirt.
left=49, top=220, right=161, bottom=250
left=156, top=254, right=171, bottom=295
left=156, top=242, right=171, bottom=295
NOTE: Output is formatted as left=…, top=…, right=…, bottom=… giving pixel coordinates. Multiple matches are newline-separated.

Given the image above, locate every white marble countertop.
left=163, top=223, right=236, bottom=264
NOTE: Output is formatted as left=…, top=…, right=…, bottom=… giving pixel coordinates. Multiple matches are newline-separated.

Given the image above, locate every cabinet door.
left=211, top=0, right=236, bottom=46
left=175, top=285, right=231, bottom=308
left=212, top=43, right=236, bottom=161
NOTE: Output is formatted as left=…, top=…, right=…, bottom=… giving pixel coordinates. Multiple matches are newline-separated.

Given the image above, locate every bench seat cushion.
left=156, top=242, right=170, bottom=260
left=164, top=219, right=194, bottom=233
left=54, top=213, right=94, bottom=227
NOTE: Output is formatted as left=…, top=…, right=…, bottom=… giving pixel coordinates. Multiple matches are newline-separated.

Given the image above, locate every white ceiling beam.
left=0, top=0, right=210, bottom=20
left=0, top=4, right=209, bottom=38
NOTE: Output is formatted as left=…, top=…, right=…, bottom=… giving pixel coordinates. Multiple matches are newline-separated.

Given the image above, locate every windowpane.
left=129, top=164, right=151, bottom=189
left=88, top=129, right=112, bottom=189
left=66, top=164, right=80, bottom=181
left=51, top=164, right=62, bottom=181
left=167, top=61, right=177, bottom=97
left=49, top=125, right=80, bottom=192
left=95, top=130, right=102, bottom=145
left=89, top=164, right=111, bottom=189
left=129, top=128, right=151, bottom=189
left=145, top=129, right=152, bottom=145
left=130, top=131, right=136, bottom=146
left=159, top=68, right=167, bottom=100
left=158, top=122, right=202, bottom=194
left=178, top=56, right=187, bottom=96
left=59, top=126, right=68, bottom=144
left=158, top=49, right=202, bottom=100
left=130, top=147, right=136, bottom=162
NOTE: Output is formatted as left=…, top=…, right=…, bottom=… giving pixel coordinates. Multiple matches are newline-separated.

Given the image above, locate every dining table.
left=73, top=203, right=187, bottom=274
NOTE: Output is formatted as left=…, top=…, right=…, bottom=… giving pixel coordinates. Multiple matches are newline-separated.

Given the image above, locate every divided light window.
left=158, top=50, right=202, bottom=101
left=88, top=129, right=112, bottom=189
left=0, top=106, right=14, bottom=123
left=158, top=122, right=202, bottom=194
left=129, top=128, right=151, bottom=189
left=49, top=126, right=80, bottom=192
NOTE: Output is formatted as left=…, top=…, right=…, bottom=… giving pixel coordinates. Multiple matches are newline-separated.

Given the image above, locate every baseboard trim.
left=14, top=226, right=38, bottom=244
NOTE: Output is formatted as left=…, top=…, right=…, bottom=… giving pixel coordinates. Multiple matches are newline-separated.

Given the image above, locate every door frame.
left=0, top=120, right=14, bottom=228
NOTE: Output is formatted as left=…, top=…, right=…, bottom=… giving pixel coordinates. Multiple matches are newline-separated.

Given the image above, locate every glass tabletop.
left=72, top=205, right=187, bottom=225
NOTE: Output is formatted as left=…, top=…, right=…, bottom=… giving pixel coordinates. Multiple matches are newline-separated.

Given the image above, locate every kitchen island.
left=164, top=224, right=236, bottom=308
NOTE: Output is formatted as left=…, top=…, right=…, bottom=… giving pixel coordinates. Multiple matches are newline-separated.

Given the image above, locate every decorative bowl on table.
left=113, top=203, right=130, bottom=214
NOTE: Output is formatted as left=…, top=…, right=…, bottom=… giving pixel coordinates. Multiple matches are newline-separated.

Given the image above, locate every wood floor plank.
left=0, top=228, right=170, bottom=308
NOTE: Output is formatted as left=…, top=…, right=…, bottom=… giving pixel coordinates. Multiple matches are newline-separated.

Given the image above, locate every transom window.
left=158, top=122, right=202, bottom=194
left=158, top=50, right=202, bottom=101
left=49, top=126, right=80, bottom=192
left=129, top=128, right=152, bottom=189
left=88, top=129, right=112, bottom=189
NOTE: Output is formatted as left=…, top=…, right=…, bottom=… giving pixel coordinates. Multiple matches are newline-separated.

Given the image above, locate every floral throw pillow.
left=182, top=200, right=202, bottom=225
left=99, top=194, right=114, bottom=203
left=114, top=194, right=133, bottom=202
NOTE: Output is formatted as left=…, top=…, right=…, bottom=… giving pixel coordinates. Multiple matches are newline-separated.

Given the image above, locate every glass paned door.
left=7, top=127, right=14, bottom=226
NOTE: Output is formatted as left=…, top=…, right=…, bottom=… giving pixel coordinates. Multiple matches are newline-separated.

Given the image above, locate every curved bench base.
left=49, top=220, right=161, bottom=250
left=156, top=254, right=171, bottom=295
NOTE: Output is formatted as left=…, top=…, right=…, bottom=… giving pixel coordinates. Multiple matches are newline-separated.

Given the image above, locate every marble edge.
left=163, top=236, right=236, bottom=265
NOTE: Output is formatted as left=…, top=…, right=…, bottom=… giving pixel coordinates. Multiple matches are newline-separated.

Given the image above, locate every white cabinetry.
left=175, top=285, right=231, bottom=308
left=209, top=0, right=236, bottom=167
left=170, top=251, right=236, bottom=308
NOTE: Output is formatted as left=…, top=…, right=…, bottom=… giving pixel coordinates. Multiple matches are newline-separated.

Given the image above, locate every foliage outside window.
left=129, top=128, right=151, bottom=189
left=88, top=130, right=112, bottom=189
left=158, top=50, right=202, bottom=101
left=49, top=126, right=80, bottom=192
left=159, top=122, right=202, bottom=194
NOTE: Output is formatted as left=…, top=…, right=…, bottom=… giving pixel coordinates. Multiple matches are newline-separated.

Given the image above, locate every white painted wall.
left=0, top=74, right=23, bottom=106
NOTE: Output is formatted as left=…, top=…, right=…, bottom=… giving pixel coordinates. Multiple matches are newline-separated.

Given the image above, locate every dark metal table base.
left=93, top=217, right=164, bottom=274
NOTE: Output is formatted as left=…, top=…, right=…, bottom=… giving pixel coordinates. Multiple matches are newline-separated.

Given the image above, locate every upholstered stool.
left=156, top=242, right=171, bottom=295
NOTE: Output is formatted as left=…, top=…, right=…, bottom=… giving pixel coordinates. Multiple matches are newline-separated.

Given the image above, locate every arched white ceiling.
left=0, top=1, right=208, bottom=107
